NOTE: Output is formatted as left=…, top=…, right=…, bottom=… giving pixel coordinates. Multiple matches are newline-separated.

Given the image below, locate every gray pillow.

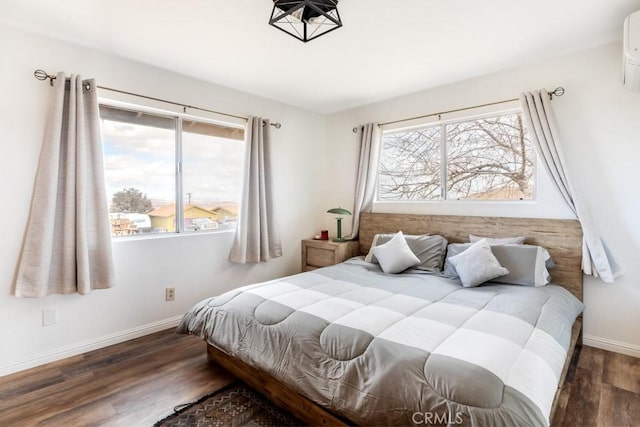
left=448, top=239, right=509, bottom=288
left=490, top=245, right=551, bottom=287
left=365, top=233, right=448, bottom=272
left=444, top=243, right=552, bottom=287
left=468, top=234, right=555, bottom=268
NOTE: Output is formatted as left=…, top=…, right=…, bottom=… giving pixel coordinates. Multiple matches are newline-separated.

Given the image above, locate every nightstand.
left=301, top=239, right=360, bottom=272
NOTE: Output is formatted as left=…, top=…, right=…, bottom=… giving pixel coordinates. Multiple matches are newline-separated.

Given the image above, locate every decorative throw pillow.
left=443, top=243, right=474, bottom=277
left=365, top=233, right=448, bottom=272
left=372, top=231, right=420, bottom=274
left=448, top=239, right=509, bottom=287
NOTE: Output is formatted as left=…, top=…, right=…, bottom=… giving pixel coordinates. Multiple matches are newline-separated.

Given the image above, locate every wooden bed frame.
left=207, top=213, right=584, bottom=426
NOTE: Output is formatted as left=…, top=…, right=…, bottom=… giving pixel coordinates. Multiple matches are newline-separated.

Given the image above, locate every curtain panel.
left=15, top=72, right=115, bottom=297
left=230, top=117, right=282, bottom=263
left=520, top=89, right=615, bottom=283
left=346, top=123, right=381, bottom=240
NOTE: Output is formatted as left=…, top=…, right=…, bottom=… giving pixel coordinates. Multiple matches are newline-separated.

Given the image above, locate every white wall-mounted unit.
left=624, top=11, right=640, bottom=90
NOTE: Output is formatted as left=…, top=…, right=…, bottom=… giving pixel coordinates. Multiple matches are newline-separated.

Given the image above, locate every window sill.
left=110, top=228, right=235, bottom=243
left=371, top=199, right=578, bottom=220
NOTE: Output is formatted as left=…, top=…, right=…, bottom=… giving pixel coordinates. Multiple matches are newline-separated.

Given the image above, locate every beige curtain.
left=15, top=72, right=115, bottom=297
left=346, top=123, right=381, bottom=240
left=520, top=89, right=615, bottom=283
left=230, top=117, right=282, bottom=263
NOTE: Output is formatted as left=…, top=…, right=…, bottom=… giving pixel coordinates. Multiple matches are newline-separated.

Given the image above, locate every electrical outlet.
left=165, top=287, right=175, bottom=301
left=42, top=308, right=57, bottom=326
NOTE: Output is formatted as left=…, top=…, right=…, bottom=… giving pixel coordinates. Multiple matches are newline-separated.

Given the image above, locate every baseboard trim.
left=583, top=334, right=640, bottom=358
left=0, top=315, right=183, bottom=377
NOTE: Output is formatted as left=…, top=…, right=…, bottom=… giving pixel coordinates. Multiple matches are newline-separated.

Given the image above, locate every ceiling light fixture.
left=269, top=0, right=342, bottom=43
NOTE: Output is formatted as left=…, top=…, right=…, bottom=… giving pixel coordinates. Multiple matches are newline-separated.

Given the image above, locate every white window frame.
left=98, top=98, right=246, bottom=239
left=375, top=106, right=536, bottom=204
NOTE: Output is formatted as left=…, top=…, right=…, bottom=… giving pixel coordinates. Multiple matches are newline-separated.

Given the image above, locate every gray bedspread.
left=177, top=259, right=584, bottom=426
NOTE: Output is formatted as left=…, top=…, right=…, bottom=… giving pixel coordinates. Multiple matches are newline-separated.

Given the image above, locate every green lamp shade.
left=326, top=207, right=351, bottom=216
left=327, top=207, right=351, bottom=242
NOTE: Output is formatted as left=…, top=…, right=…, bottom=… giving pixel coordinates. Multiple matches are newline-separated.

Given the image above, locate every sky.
left=101, top=119, right=245, bottom=210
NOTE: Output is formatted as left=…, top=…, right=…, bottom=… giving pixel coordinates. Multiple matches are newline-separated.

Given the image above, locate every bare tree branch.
left=378, top=113, right=533, bottom=200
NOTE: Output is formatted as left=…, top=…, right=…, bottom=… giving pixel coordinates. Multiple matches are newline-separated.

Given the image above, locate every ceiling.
left=2, top=0, right=639, bottom=113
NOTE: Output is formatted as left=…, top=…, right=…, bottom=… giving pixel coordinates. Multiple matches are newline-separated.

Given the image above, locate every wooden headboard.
left=359, top=212, right=584, bottom=301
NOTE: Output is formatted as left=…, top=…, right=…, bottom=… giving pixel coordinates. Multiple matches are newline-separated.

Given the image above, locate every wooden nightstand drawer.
left=306, top=247, right=336, bottom=268
left=301, top=239, right=359, bottom=272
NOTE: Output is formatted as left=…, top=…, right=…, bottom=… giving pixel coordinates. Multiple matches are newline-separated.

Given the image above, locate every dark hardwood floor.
left=0, top=330, right=234, bottom=426
left=552, top=345, right=640, bottom=427
left=0, top=329, right=638, bottom=426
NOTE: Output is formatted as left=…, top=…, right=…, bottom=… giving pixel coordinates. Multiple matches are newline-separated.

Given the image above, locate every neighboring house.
left=210, top=205, right=239, bottom=229
left=148, top=204, right=219, bottom=232
left=108, top=213, right=153, bottom=236
left=210, top=205, right=238, bottom=219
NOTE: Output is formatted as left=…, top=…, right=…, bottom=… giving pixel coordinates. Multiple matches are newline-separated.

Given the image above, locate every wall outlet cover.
left=42, top=308, right=57, bottom=326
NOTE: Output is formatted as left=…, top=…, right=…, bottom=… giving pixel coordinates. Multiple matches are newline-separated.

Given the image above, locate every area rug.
left=154, top=382, right=303, bottom=427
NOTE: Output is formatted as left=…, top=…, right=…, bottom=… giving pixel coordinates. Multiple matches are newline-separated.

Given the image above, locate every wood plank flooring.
left=0, top=329, right=638, bottom=426
left=0, top=330, right=234, bottom=426
left=552, top=346, right=640, bottom=427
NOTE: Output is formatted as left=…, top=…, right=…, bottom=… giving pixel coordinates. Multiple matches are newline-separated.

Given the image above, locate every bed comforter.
left=177, top=259, right=584, bottom=426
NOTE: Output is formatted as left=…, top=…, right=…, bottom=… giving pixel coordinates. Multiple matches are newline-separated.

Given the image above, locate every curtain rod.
left=33, top=69, right=282, bottom=129
left=351, top=87, right=565, bottom=133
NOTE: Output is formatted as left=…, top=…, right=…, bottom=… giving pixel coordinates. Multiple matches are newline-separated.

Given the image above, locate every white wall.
left=326, top=43, right=640, bottom=356
left=0, top=23, right=327, bottom=375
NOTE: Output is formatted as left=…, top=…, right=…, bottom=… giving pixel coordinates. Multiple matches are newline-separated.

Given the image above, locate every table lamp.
left=326, top=207, right=351, bottom=242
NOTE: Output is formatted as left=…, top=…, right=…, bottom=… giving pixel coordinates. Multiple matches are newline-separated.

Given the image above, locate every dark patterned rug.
left=154, top=382, right=304, bottom=427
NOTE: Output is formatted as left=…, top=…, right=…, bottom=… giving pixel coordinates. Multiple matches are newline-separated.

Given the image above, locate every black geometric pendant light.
left=269, top=0, right=342, bottom=43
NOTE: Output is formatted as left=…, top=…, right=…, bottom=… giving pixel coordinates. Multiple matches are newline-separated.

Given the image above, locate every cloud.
left=101, top=119, right=245, bottom=207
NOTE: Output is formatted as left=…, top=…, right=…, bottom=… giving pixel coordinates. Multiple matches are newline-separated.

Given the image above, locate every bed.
left=178, top=213, right=584, bottom=426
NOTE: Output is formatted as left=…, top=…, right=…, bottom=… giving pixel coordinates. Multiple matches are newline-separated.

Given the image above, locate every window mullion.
left=175, top=117, right=184, bottom=233
left=440, top=124, right=447, bottom=200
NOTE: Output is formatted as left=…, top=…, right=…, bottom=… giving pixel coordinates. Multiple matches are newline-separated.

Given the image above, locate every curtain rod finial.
left=550, top=87, right=565, bottom=99
left=34, top=69, right=50, bottom=81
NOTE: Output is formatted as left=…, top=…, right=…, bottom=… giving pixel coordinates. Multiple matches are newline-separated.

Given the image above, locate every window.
left=100, top=104, right=245, bottom=237
left=377, top=110, right=534, bottom=201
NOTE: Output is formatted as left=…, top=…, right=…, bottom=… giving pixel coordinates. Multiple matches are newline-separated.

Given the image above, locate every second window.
left=377, top=110, right=535, bottom=202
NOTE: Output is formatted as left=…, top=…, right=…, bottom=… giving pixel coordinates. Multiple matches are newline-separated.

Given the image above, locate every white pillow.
left=448, top=239, right=509, bottom=287
left=372, top=231, right=420, bottom=274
